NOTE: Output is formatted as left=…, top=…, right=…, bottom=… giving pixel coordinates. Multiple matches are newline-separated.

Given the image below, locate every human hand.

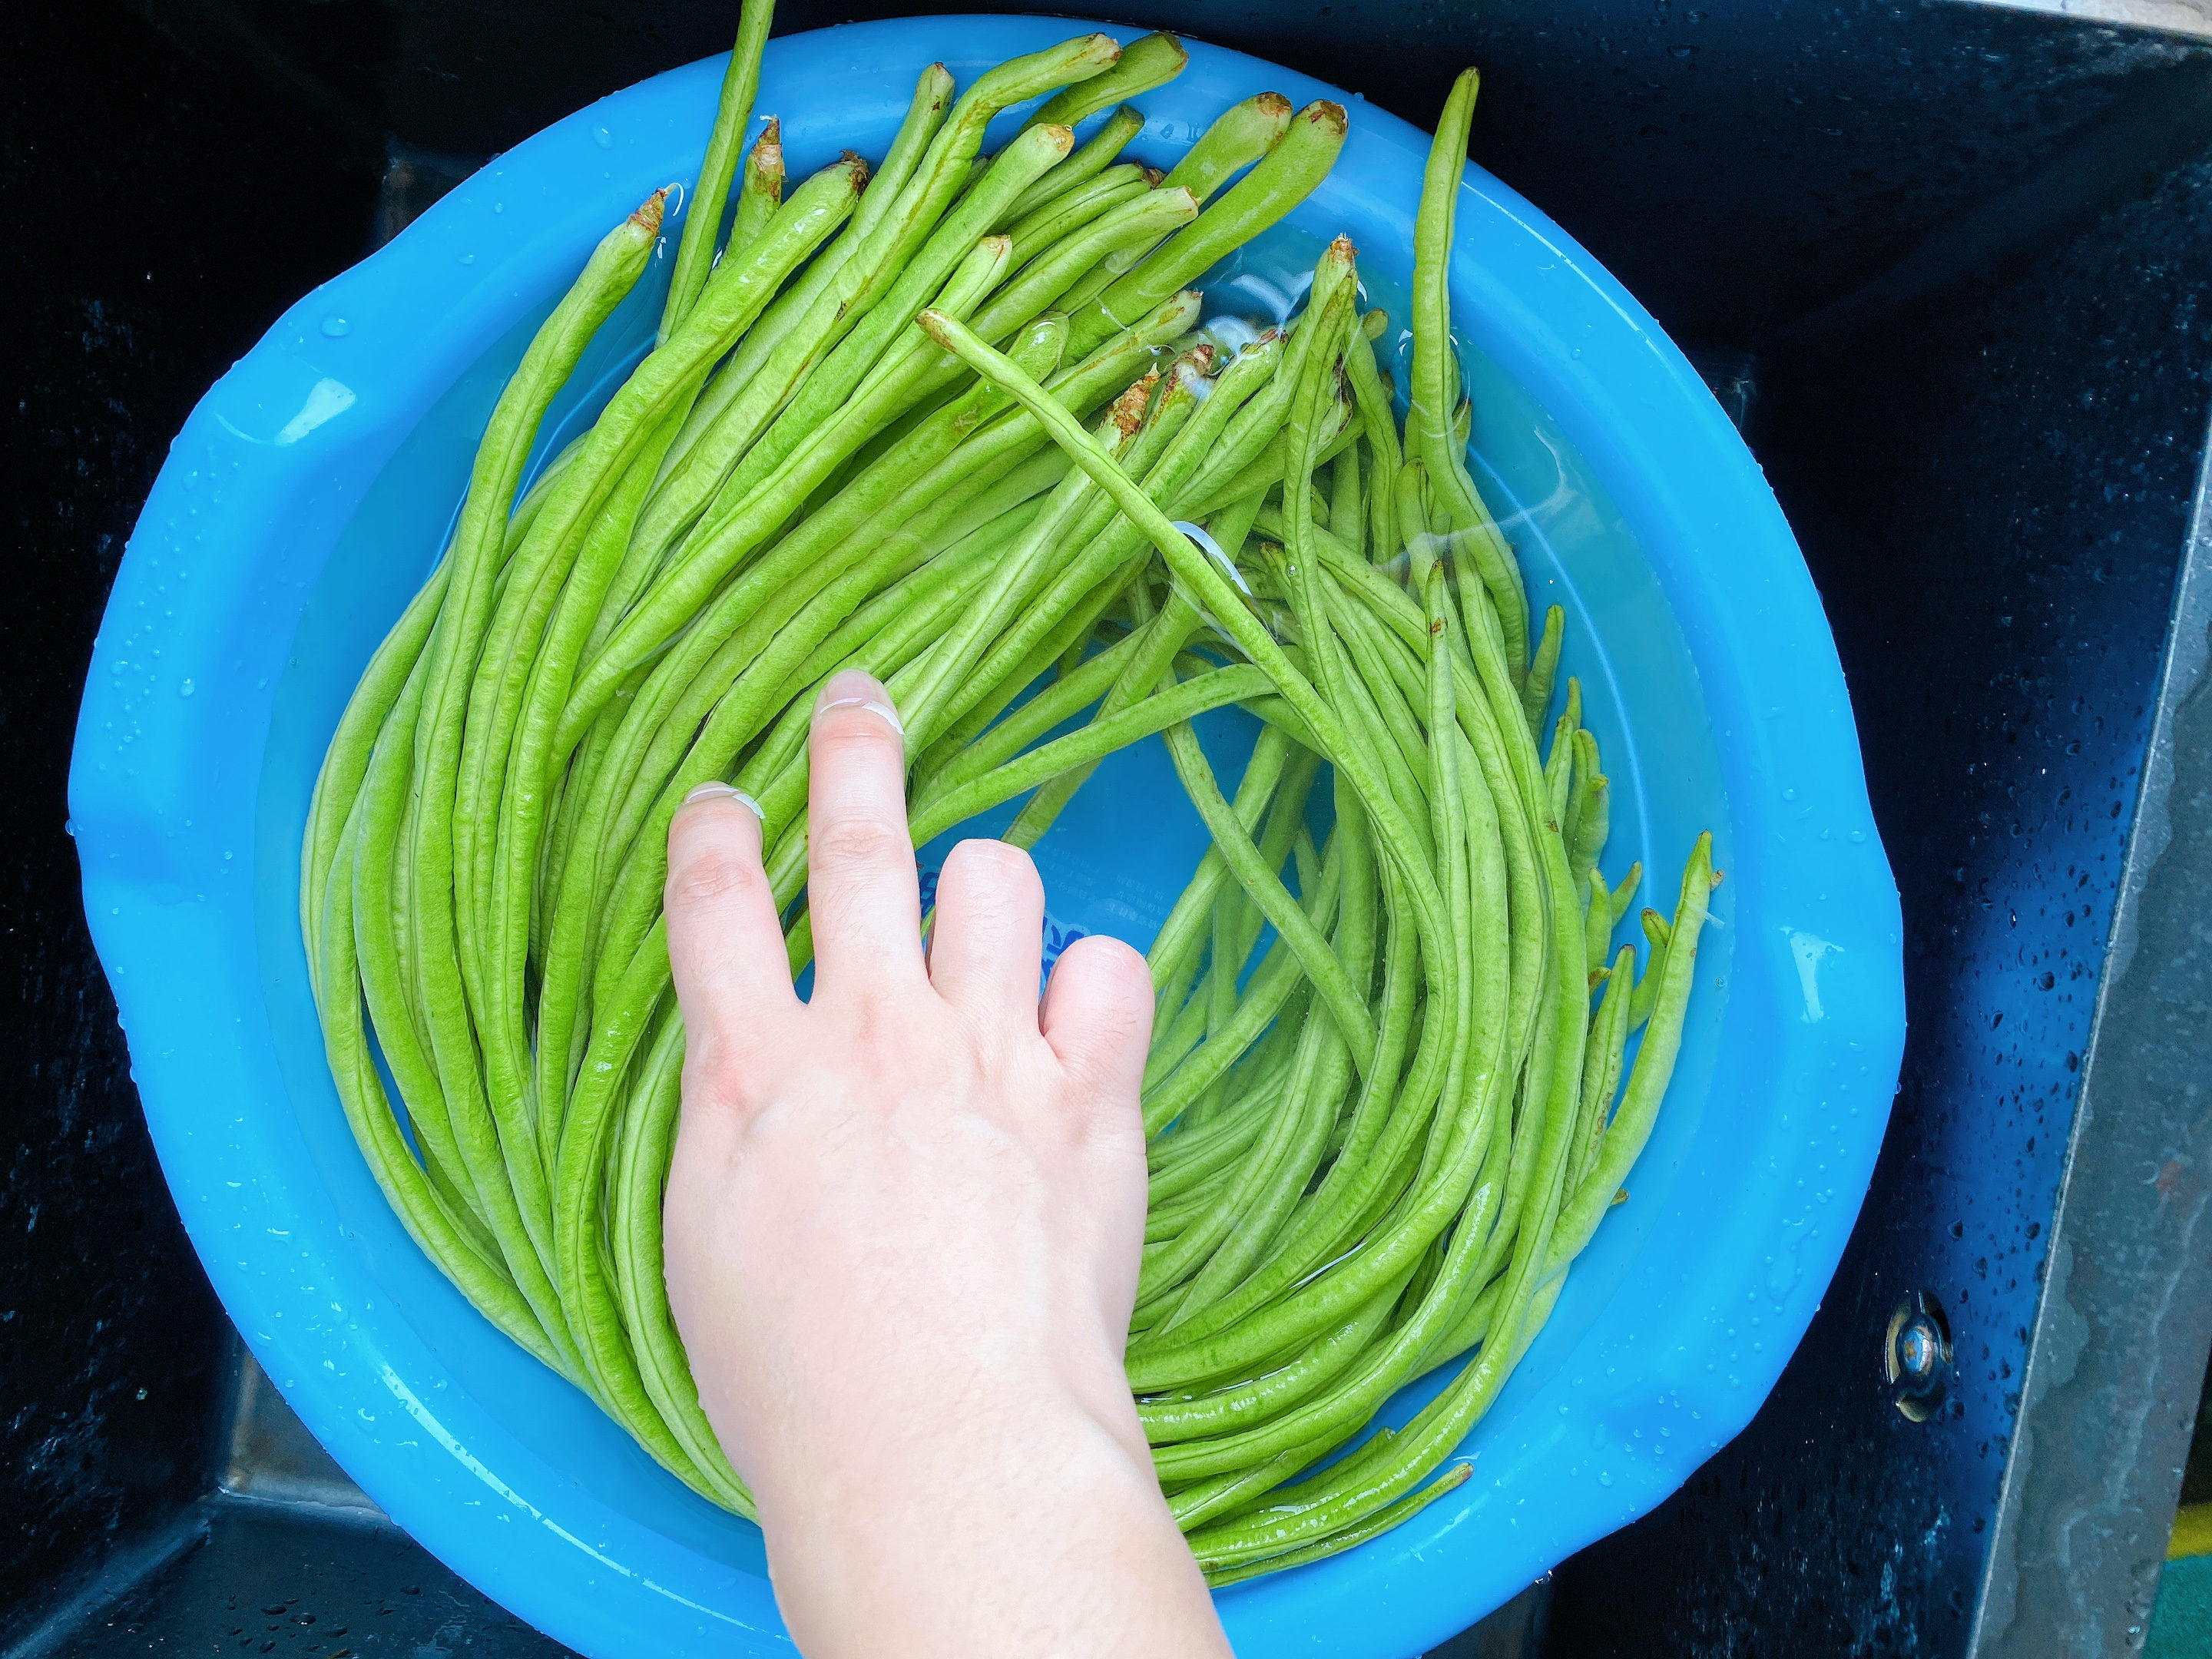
left=661, top=668, right=1230, bottom=1659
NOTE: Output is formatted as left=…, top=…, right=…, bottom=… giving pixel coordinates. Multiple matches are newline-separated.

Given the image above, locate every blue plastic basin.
left=68, top=17, right=1905, bottom=1657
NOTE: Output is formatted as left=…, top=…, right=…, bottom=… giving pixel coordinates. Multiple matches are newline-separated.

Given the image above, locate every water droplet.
left=1598, top=1469, right=1614, bottom=1486
left=320, top=316, right=351, bottom=338
left=1849, top=829, right=1866, bottom=843
left=1782, top=786, right=1796, bottom=800
left=179, top=678, right=195, bottom=697
left=592, top=126, right=614, bottom=150
left=1670, top=43, right=1698, bottom=59
left=459, top=253, right=476, bottom=265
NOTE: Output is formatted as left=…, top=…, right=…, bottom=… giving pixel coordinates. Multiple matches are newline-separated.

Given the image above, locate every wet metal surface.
left=215, top=1349, right=382, bottom=1525
left=1969, top=417, right=2212, bottom=1657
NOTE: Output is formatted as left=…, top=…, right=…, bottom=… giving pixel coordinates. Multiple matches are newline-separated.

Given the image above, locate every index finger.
left=666, top=783, right=800, bottom=1044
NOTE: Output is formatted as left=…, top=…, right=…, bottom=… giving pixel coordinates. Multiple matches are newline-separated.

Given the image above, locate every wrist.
left=756, top=1390, right=1190, bottom=1659
left=746, top=1349, right=1147, bottom=1525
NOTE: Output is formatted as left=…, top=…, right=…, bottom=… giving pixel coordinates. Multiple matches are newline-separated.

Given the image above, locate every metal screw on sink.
left=1885, top=1291, right=1954, bottom=1422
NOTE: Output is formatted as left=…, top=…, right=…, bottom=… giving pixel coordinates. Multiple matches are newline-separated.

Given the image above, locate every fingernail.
left=683, top=782, right=766, bottom=821
left=812, top=670, right=904, bottom=737
left=815, top=696, right=905, bottom=737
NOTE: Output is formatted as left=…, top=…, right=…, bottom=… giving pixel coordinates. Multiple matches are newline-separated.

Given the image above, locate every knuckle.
left=1077, top=995, right=1149, bottom=1058
left=666, top=839, right=763, bottom=912
left=940, top=838, right=1043, bottom=916
left=1050, top=939, right=1156, bottom=1064
left=812, top=816, right=907, bottom=873
left=680, top=1024, right=761, bottom=1112
left=1068, top=934, right=1154, bottom=1001
left=811, top=710, right=902, bottom=761
left=946, top=836, right=1035, bottom=878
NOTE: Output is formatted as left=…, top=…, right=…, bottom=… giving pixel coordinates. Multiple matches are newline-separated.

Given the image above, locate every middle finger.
left=805, top=669, right=928, bottom=999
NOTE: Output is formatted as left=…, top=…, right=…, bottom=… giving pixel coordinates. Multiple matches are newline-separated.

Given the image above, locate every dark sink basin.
left=5, top=2, right=2207, bottom=1655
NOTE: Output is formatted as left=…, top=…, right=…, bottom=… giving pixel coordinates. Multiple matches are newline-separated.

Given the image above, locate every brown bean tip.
left=1110, top=371, right=1158, bottom=435
left=1303, top=100, right=1351, bottom=137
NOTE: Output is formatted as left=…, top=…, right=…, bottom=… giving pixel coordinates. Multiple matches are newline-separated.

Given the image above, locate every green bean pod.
left=651, top=65, right=950, bottom=511
left=1547, top=836, right=1714, bottom=1267
left=659, top=0, right=774, bottom=340
left=728, top=117, right=783, bottom=256
left=1161, top=91, right=1294, bottom=206
left=1066, top=100, right=1347, bottom=354
left=1031, top=31, right=1186, bottom=130
left=1005, top=104, right=1146, bottom=220
left=1407, top=68, right=1527, bottom=675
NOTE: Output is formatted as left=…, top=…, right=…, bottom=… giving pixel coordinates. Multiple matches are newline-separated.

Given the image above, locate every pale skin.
left=662, top=667, right=1234, bottom=1659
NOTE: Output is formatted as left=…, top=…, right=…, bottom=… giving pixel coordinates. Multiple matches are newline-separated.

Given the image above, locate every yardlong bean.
left=303, top=20, right=1718, bottom=1588
left=1006, top=105, right=1146, bottom=220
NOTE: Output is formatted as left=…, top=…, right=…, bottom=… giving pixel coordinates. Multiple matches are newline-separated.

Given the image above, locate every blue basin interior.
left=70, top=16, right=1904, bottom=1657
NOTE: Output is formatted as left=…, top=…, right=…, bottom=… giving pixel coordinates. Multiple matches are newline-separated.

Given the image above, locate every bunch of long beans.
left=303, top=0, right=1716, bottom=1582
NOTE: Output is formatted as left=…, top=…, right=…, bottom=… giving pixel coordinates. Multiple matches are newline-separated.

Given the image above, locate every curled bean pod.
left=1161, top=91, right=1294, bottom=207
left=1032, top=31, right=1187, bottom=130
